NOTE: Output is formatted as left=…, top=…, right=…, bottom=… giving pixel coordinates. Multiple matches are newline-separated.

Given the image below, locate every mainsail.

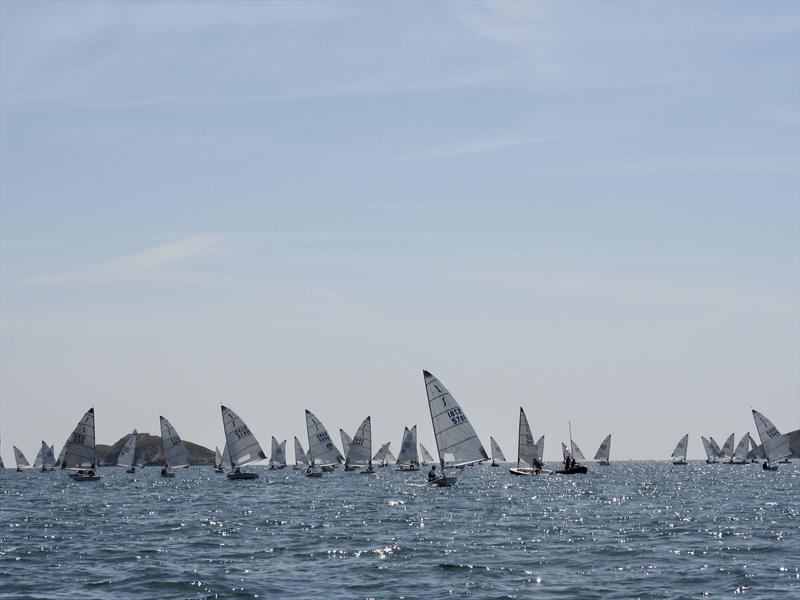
left=720, top=434, right=735, bottom=460
left=490, top=436, right=506, bottom=464
left=160, top=415, right=189, bottom=468
left=701, top=436, right=717, bottom=462
left=220, top=406, right=266, bottom=468
left=46, top=445, right=56, bottom=469
left=396, top=425, right=419, bottom=465
left=340, top=429, right=353, bottom=459
left=13, top=446, right=29, bottom=469
left=214, top=446, right=223, bottom=469
left=385, top=449, right=397, bottom=464
left=419, top=443, right=434, bottom=464
left=517, top=407, right=537, bottom=468
left=62, top=408, right=97, bottom=469
left=305, top=410, right=343, bottom=466
left=732, top=434, right=750, bottom=463
left=221, top=443, right=230, bottom=468
left=709, top=437, right=723, bottom=459
left=346, top=416, right=372, bottom=467
left=534, top=435, right=545, bottom=464
left=570, top=440, right=586, bottom=461
left=33, top=444, right=44, bottom=469
left=671, top=434, right=689, bottom=461
left=747, top=433, right=766, bottom=461
left=423, top=370, right=488, bottom=468
left=270, top=437, right=287, bottom=468
left=294, top=436, right=308, bottom=465
left=752, top=410, right=791, bottom=464
left=117, top=434, right=137, bottom=468
left=373, top=441, right=391, bottom=463
left=594, top=434, right=612, bottom=463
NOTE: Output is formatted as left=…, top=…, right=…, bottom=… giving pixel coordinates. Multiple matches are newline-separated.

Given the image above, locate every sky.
left=1, top=0, right=798, bottom=463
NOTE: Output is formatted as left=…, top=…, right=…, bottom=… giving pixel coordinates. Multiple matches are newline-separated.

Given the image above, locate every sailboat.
left=32, top=444, right=44, bottom=471
left=419, top=443, right=434, bottom=466
left=159, top=415, right=189, bottom=477
left=385, top=449, right=397, bottom=465
left=13, top=446, right=29, bottom=472
left=489, top=437, right=506, bottom=467
left=708, top=437, right=724, bottom=462
left=62, top=408, right=101, bottom=481
left=752, top=409, right=791, bottom=470
left=671, top=434, right=689, bottom=465
left=746, top=433, right=766, bottom=463
left=701, top=436, right=718, bottom=463
left=117, top=434, right=138, bottom=473
left=270, top=437, right=287, bottom=470
left=594, top=434, right=612, bottom=465
left=340, top=429, right=353, bottom=468
left=557, top=422, right=588, bottom=474
left=293, top=437, right=307, bottom=470
left=345, top=416, right=374, bottom=474
left=730, top=434, right=750, bottom=464
left=395, top=425, right=420, bottom=471
left=423, top=370, right=488, bottom=486
left=214, top=446, right=225, bottom=473
left=719, top=434, right=735, bottom=463
left=509, top=407, right=551, bottom=476
left=54, top=439, right=68, bottom=469
left=305, top=410, right=343, bottom=476
left=534, top=435, right=545, bottom=465
left=372, top=442, right=391, bottom=467
left=221, top=405, right=266, bottom=479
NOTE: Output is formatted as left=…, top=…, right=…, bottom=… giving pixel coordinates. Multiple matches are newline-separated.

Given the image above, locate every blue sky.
left=1, top=1, right=798, bottom=461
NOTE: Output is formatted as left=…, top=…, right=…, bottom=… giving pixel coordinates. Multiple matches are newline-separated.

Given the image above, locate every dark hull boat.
left=556, top=464, right=588, bottom=475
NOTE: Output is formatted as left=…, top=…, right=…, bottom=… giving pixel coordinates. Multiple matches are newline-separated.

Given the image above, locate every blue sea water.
left=1, top=462, right=798, bottom=599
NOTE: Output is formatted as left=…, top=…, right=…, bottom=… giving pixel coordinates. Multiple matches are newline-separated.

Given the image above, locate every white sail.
left=720, top=433, right=735, bottom=459
left=33, top=444, right=44, bottom=469
left=594, top=434, right=612, bottom=462
left=62, top=408, right=97, bottom=469
left=709, top=437, right=723, bottom=458
left=752, top=410, right=791, bottom=464
left=561, top=441, right=571, bottom=461
left=214, top=446, right=223, bottom=468
left=671, top=434, right=689, bottom=461
left=419, top=443, right=434, bottom=464
left=570, top=440, right=586, bottom=461
left=117, top=434, right=137, bottom=468
left=270, top=437, right=287, bottom=468
left=423, top=370, right=488, bottom=468
left=14, top=446, right=29, bottom=468
left=385, top=449, right=397, bottom=464
left=160, top=415, right=190, bottom=468
left=221, top=443, right=230, bottom=468
left=339, top=429, right=353, bottom=458
left=490, top=436, right=506, bottom=463
left=396, top=425, right=419, bottom=465
left=701, top=436, right=716, bottom=461
left=373, top=441, right=391, bottom=463
left=46, top=445, right=56, bottom=469
left=732, top=434, right=750, bottom=462
left=305, top=410, right=343, bottom=466
left=220, top=406, right=266, bottom=468
left=534, top=435, right=545, bottom=463
left=54, top=439, right=68, bottom=468
left=294, top=436, right=308, bottom=465
left=747, top=433, right=766, bottom=460
left=517, top=407, right=537, bottom=468
left=346, top=416, right=372, bottom=467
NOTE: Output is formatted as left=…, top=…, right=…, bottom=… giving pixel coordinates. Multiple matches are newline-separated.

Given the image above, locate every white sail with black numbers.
left=220, top=406, right=266, bottom=468
left=517, top=408, right=537, bottom=468
left=346, top=416, right=372, bottom=467
left=570, top=440, right=585, bottom=461
left=117, top=434, right=137, bottom=468
left=340, top=429, right=353, bottom=459
left=396, top=425, right=419, bottom=465
left=160, top=415, right=189, bottom=468
left=305, top=410, right=343, bottom=466
left=752, top=410, right=791, bottom=464
left=13, top=446, right=29, bottom=468
left=490, top=437, right=506, bottom=463
left=594, top=435, right=612, bottom=462
left=423, top=370, right=488, bottom=468
left=62, top=409, right=97, bottom=469
left=294, top=437, right=308, bottom=465
left=270, top=437, right=287, bottom=468
left=671, top=434, right=689, bottom=461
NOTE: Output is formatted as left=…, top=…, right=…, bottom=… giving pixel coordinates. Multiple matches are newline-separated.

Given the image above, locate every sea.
left=1, top=462, right=797, bottom=599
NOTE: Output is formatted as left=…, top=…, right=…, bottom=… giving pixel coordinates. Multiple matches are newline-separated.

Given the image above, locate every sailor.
left=427, top=465, right=438, bottom=482
left=160, top=467, right=167, bottom=476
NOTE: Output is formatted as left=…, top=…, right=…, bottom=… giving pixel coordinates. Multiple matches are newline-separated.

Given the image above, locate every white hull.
left=509, top=467, right=552, bottom=476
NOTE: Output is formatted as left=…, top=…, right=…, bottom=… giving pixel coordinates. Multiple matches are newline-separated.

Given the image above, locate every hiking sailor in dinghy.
left=427, top=464, right=439, bottom=482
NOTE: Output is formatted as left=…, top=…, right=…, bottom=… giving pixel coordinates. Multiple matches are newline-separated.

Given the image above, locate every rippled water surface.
left=1, top=462, right=798, bottom=599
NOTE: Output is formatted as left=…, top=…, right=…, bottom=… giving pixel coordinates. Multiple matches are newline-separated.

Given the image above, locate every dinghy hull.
left=509, top=467, right=552, bottom=476
left=227, top=472, right=258, bottom=480
left=556, top=465, right=588, bottom=474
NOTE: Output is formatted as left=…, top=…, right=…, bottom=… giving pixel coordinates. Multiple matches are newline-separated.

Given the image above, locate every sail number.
left=351, top=436, right=365, bottom=447
left=448, top=408, right=467, bottom=425
left=233, top=426, right=251, bottom=440
left=71, top=432, right=86, bottom=445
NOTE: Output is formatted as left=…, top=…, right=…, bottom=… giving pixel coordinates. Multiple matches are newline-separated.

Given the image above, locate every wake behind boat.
left=423, top=370, right=488, bottom=486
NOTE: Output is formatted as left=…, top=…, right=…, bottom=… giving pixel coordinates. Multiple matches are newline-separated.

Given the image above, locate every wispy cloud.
left=378, top=133, right=572, bottom=162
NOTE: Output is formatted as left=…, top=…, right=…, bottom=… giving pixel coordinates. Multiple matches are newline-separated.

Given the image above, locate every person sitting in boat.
left=160, top=467, right=167, bottom=476
left=427, top=465, right=438, bottom=482
left=88, top=469, right=95, bottom=477
left=762, top=461, right=769, bottom=470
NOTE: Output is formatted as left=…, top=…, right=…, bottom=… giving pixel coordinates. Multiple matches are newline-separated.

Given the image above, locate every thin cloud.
left=379, top=133, right=572, bottom=163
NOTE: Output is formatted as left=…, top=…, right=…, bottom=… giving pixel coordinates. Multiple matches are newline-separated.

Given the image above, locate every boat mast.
left=424, top=370, right=446, bottom=478
left=568, top=420, right=573, bottom=463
